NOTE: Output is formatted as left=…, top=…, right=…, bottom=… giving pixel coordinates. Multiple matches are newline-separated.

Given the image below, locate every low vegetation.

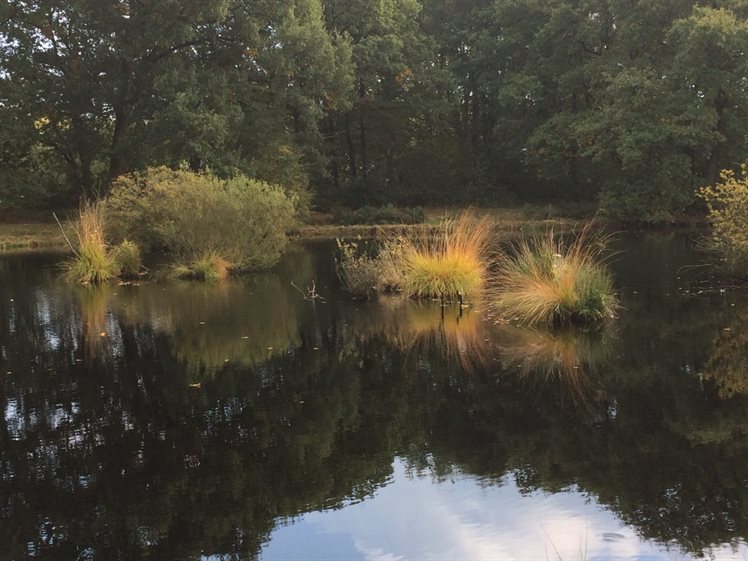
left=171, top=253, right=231, bottom=282
left=334, top=239, right=379, bottom=298
left=335, top=212, right=494, bottom=301
left=698, top=165, right=748, bottom=276
left=61, top=203, right=118, bottom=284
left=397, top=212, right=494, bottom=300
left=491, top=228, right=617, bottom=326
left=111, top=240, right=142, bottom=279
left=104, top=166, right=298, bottom=272
left=333, top=204, right=425, bottom=225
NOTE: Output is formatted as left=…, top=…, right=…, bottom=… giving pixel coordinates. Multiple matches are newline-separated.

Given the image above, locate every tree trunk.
left=705, top=89, right=728, bottom=185
left=344, top=114, right=357, bottom=179
left=108, top=107, right=131, bottom=183
left=358, top=81, right=368, bottom=181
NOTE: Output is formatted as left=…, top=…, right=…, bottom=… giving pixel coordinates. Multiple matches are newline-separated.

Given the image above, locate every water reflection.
left=495, top=325, right=613, bottom=408
left=1, top=237, right=748, bottom=560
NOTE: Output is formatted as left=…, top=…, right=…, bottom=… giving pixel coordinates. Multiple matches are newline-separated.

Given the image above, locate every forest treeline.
left=1, top=0, right=747, bottom=222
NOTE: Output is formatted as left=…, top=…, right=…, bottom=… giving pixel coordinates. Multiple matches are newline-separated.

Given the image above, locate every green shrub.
left=62, top=203, right=118, bottom=284
left=491, top=227, right=618, bottom=326
left=333, top=204, right=425, bottom=225
left=698, top=165, right=748, bottom=275
left=104, top=167, right=298, bottom=270
left=335, top=239, right=380, bottom=298
left=171, top=253, right=231, bottom=282
left=111, top=240, right=142, bottom=279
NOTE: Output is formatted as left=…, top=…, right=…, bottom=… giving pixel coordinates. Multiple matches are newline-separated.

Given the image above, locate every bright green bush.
left=104, top=167, right=298, bottom=270
left=698, top=165, right=748, bottom=275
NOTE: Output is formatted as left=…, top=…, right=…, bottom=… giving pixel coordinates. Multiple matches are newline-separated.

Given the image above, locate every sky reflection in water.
left=262, top=459, right=748, bottom=561
left=2, top=236, right=748, bottom=560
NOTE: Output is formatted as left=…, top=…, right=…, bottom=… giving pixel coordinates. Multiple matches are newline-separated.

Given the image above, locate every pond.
left=1, top=234, right=748, bottom=561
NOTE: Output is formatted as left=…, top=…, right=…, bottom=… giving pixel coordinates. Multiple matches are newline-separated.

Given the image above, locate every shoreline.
left=0, top=207, right=706, bottom=253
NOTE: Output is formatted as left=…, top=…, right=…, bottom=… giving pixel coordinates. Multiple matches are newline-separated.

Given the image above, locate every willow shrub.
left=698, top=165, right=748, bottom=275
left=104, top=167, right=298, bottom=271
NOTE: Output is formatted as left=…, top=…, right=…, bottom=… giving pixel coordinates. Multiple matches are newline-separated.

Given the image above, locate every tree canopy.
left=1, top=0, right=747, bottom=221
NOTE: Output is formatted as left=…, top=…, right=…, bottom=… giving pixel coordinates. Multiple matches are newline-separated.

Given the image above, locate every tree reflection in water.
left=1, top=239, right=748, bottom=560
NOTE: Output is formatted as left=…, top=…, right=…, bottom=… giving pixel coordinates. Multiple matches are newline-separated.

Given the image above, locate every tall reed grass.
left=61, top=203, right=118, bottom=284
left=491, top=227, right=617, bottom=326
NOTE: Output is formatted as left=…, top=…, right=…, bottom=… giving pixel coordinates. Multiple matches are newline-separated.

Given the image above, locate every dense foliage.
left=104, top=167, right=297, bottom=270
left=2, top=1, right=748, bottom=221
left=698, top=165, right=748, bottom=275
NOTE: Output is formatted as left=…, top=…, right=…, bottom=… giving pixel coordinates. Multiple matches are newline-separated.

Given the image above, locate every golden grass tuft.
left=172, top=252, right=231, bottom=282
left=62, top=203, right=118, bottom=284
left=398, top=211, right=495, bottom=300
left=491, top=225, right=618, bottom=326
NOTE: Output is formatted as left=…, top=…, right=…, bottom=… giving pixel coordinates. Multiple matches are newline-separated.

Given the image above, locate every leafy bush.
left=104, top=167, right=298, bottom=270
left=491, top=227, right=617, bottom=326
left=62, top=203, right=118, bottom=284
left=698, top=165, right=748, bottom=275
left=333, top=204, right=425, bottom=225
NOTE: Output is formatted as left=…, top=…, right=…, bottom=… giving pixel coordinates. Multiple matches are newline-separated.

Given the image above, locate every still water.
left=1, top=235, right=748, bottom=560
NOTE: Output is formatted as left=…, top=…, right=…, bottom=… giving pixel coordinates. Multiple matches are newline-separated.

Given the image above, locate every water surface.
left=1, top=236, right=748, bottom=560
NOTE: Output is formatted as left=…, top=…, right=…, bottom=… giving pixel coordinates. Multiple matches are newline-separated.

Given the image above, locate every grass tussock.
left=398, top=212, right=494, bottom=300
left=491, top=226, right=618, bottom=326
left=62, top=203, right=118, bottom=284
left=172, top=253, right=231, bottom=282
left=335, top=211, right=495, bottom=301
left=111, top=239, right=142, bottom=279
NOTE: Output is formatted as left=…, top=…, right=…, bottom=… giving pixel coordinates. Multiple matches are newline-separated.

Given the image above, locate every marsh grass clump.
left=172, top=253, right=231, bottom=282
left=335, top=239, right=379, bottom=298
left=111, top=240, right=142, bottom=279
left=62, top=203, right=118, bottom=284
left=398, top=212, right=494, bottom=301
left=492, top=227, right=617, bottom=326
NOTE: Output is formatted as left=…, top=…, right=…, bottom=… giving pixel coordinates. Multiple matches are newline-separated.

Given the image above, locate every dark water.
left=1, top=235, right=748, bottom=560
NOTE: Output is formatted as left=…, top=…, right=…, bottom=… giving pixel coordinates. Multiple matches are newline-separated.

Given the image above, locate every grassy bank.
left=294, top=206, right=591, bottom=239
left=0, top=222, right=69, bottom=251
left=0, top=204, right=705, bottom=252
